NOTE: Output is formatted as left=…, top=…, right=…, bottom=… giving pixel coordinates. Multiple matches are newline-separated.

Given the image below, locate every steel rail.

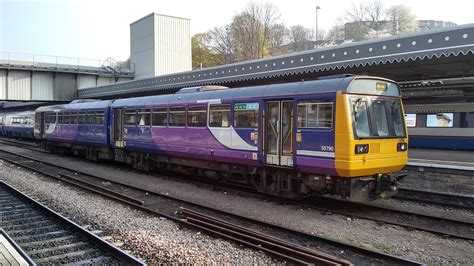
left=0, top=181, right=144, bottom=265
left=0, top=147, right=424, bottom=265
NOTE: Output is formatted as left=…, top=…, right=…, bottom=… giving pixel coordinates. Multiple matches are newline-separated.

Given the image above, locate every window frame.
left=137, top=108, right=151, bottom=126
left=124, top=109, right=138, bottom=126
left=168, top=106, right=186, bottom=127
left=297, top=100, right=334, bottom=130
left=187, top=105, right=207, bottom=128
left=233, top=102, right=259, bottom=128
left=151, top=106, right=168, bottom=127
left=95, top=110, right=105, bottom=125
left=208, top=104, right=231, bottom=128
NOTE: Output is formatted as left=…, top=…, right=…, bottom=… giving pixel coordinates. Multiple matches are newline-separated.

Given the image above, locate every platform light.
left=355, top=144, right=369, bottom=154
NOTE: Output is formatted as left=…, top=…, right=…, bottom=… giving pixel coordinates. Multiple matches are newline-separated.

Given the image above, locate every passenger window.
left=234, top=103, right=259, bottom=128
left=426, top=113, right=454, bottom=128
left=58, top=113, right=63, bottom=124
left=138, top=108, right=151, bottom=126
left=124, top=110, right=137, bottom=125
left=152, top=107, right=167, bottom=126
left=71, top=113, right=78, bottom=124
left=96, top=111, right=105, bottom=125
left=297, top=101, right=333, bottom=128
left=78, top=112, right=87, bottom=124
left=209, top=104, right=230, bottom=127
left=87, top=111, right=95, bottom=124
left=187, top=106, right=207, bottom=127
left=64, top=113, right=71, bottom=124
left=169, top=107, right=186, bottom=127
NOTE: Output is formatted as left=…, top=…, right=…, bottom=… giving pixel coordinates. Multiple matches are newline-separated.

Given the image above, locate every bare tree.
left=345, top=2, right=369, bottom=41
left=230, top=1, right=281, bottom=61
left=366, top=0, right=386, bottom=37
left=268, top=23, right=288, bottom=53
left=387, top=5, right=416, bottom=35
left=205, top=26, right=236, bottom=64
left=289, top=25, right=312, bottom=52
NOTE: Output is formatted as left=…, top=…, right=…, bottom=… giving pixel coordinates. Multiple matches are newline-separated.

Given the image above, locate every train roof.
left=36, top=100, right=113, bottom=112
left=111, top=75, right=399, bottom=108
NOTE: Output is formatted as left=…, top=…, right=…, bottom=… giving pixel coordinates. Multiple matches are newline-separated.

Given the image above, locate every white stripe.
left=297, top=150, right=335, bottom=158
left=209, top=127, right=258, bottom=151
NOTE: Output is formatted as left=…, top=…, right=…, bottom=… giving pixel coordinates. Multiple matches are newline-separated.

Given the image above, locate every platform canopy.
left=79, top=24, right=474, bottom=99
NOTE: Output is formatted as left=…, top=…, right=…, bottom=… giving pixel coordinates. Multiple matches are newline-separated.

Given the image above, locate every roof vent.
left=176, top=85, right=229, bottom=94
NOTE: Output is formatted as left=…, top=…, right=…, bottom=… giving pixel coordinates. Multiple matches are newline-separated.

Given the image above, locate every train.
left=404, top=102, right=474, bottom=150
left=0, top=111, right=35, bottom=139
left=1, top=76, right=410, bottom=202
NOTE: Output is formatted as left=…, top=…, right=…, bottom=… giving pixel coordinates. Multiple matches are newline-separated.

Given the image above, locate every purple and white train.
left=32, top=75, right=408, bottom=202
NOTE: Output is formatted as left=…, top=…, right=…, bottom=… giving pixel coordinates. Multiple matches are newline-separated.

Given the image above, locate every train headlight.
left=355, top=144, right=369, bottom=154
left=397, top=142, right=408, bottom=152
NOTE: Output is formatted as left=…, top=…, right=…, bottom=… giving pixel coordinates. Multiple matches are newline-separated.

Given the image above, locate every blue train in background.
left=404, top=102, right=474, bottom=150
left=0, top=111, right=35, bottom=139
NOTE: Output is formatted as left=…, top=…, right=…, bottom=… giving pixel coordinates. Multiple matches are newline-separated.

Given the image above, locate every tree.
left=366, top=0, right=386, bottom=37
left=268, top=23, right=288, bottom=55
left=387, top=5, right=416, bottom=35
left=230, top=1, right=281, bottom=61
left=206, top=26, right=236, bottom=64
left=191, top=33, right=223, bottom=69
left=288, top=25, right=312, bottom=52
left=345, top=2, right=369, bottom=41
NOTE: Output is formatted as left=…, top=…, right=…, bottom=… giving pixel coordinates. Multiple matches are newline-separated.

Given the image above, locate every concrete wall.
left=130, top=13, right=191, bottom=79
left=130, top=14, right=155, bottom=80
left=0, top=69, right=133, bottom=101
left=32, top=72, right=54, bottom=100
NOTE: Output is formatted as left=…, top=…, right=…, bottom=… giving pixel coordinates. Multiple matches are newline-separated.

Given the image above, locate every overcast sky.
left=0, top=0, right=472, bottom=63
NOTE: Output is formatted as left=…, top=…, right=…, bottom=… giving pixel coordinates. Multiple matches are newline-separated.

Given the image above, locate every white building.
left=130, top=13, right=191, bottom=79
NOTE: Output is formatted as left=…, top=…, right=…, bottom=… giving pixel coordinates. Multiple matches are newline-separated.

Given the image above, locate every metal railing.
left=0, top=52, right=134, bottom=75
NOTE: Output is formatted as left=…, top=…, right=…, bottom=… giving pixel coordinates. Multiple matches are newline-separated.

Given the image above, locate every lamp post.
left=315, top=5, right=321, bottom=48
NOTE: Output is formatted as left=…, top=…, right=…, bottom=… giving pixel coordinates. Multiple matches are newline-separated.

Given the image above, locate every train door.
left=265, top=100, right=294, bottom=166
left=113, top=109, right=124, bottom=147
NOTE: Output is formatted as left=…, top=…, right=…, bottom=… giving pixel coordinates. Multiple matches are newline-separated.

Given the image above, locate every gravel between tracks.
left=0, top=161, right=279, bottom=264
left=1, top=145, right=474, bottom=265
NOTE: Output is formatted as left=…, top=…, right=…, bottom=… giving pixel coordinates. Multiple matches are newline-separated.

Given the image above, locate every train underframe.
left=41, top=140, right=403, bottom=202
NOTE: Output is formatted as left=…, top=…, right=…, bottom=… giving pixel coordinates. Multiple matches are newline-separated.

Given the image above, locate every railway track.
left=0, top=137, right=472, bottom=210
left=0, top=141, right=472, bottom=240
left=0, top=147, right=423, bottom=265
left=0, top=181, right=143, bottom=265
left=395, top=188, right=474, bottom=209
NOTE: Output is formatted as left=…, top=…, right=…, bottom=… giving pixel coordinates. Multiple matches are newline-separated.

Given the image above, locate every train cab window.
left=297, top=101, right=333, bottom=129
left=390, top=100, right=406, bottom=137
left=234, top=103, right=259, bottom=128
left=169, top=107, right=186, bottom=127
left=372, top=100, right=389, bottom=137
left=86, top=111, right=95, bottom=124
left=152, top=107, right=167, bottom=126
left=209, top=104, right=230, bottom=127
left=78, top=112, right=87, bottom=124
left=125, top=110, right=137, bottom=125
left=352, top=98, right=371, bottom=137
left=96, top=111, right=105, bottom=125
left=187, top=106, right=207, bottom=127
left=138, top=108, right=151, bottom=126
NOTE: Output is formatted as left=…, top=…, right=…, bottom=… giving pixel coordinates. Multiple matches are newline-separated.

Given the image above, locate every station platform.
left=0, top=229, right=34, bottom=266
left=408, top=148, right=474, bottom=171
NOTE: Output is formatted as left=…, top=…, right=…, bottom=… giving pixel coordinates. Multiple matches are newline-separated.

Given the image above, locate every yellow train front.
left=294, top=76, right=408, bottom=202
